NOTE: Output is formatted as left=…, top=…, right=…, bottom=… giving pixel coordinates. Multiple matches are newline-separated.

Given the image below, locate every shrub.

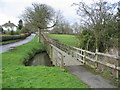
left=10, top=30, right=14, bottom=35
left=1, top=34, right=30, bottom=42
left=13, top=30, right=21, bottom=35
left=21, top=27, right=29, bottom=33
left=76, top=30, right=95, bottom=52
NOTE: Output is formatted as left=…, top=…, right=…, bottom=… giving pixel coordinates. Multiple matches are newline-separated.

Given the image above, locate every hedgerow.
left=1, top=34, right=30, bottom=42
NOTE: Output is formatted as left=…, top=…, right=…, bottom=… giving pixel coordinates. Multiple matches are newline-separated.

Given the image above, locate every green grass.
left=2, top=35, right=88, bottom=88
left=83, top=65, right=120, bottom=87
left=0, top=39, right=22, bottom=45
left=47, top=34, right=79, bottom=46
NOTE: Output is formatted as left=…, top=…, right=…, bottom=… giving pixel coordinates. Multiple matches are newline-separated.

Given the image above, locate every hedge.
left=1, top=34, right=30, bottom=42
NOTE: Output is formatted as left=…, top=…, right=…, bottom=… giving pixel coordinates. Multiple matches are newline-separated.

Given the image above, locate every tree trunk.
left=117, top=38, right=120, bottom=80
left=38, top=28, right=41, bottom=43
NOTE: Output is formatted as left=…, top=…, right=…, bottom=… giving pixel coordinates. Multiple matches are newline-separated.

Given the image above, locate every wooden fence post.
left=61, top=54, right=64, bottom=68
left=55, top=49, right=58, bottom=66
left=116, top=57, right=120, bottom=79
left=49, top=45, right=52, bottom=59
left=116, top=38, right=120, bottom=79
left=118, top=55, right=120, bottom=80
left=95, top=51, right=98, bottom=69
left=115, top=33, right=120, bottom=86
left=67, top=45, right=70, bottom=55
left=83, top=50, right=86, bottom=64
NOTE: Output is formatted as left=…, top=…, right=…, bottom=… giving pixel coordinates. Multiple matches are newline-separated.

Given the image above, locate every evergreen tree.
left=18, top=19, right=23, bottom=30
left=0, top=26, right=4, bottom=34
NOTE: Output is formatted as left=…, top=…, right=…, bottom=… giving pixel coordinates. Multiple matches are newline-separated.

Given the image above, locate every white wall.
left=2, top=26, right=17, bottom=31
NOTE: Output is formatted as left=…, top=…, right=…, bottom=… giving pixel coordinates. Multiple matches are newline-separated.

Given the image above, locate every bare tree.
left=72, top=22, right=83, bottom=34
left=22, top=3, right=57, bottom=42
left=73, top=0, right=117, bottom=52
left=51, top=10, right=73, bottom=34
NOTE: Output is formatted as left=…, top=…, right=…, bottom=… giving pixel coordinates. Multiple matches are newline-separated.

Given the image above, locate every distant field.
left=47, top=34, right=79, bottom=46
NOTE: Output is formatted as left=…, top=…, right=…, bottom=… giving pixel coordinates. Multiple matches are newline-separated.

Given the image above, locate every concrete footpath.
left=67, top=65, right=118, bottom=88
left=50, top=41, right=118, bottom=88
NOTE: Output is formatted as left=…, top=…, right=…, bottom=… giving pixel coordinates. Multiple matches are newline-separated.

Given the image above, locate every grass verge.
left=2, top=35, right=88, bottom=88
left=83, top=65, right=120, bottom=87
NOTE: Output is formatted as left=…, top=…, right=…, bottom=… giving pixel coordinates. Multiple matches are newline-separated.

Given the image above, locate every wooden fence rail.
left=42, top=33, right=120, bottom=78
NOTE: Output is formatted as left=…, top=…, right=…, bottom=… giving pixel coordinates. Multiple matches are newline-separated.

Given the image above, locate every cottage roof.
left=2, top=21, right=17, bottom=28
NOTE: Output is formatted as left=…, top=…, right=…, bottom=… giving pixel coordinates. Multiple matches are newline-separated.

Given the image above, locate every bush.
left=13, top=30, right=21, bottom=35
left=1, top=34, right=30, bottom=42
left=76, top=30, right=95, bottom=52
left=21, top=27, right=29, bottom=33
left=10, top=30, right=14, bottom=35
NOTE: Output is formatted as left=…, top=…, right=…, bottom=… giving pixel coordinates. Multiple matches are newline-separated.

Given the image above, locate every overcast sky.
left=0, top=0, right=119, bottom=26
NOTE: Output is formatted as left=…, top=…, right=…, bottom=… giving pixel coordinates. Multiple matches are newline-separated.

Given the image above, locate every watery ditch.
left=24, top=52, right=53, bottom=66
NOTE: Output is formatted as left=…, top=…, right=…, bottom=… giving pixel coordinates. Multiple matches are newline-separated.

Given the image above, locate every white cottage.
left=2, top=21, right=17, bottom=31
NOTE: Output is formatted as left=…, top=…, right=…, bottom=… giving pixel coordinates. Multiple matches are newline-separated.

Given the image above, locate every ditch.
left=24, top=52, right=53, bottom=66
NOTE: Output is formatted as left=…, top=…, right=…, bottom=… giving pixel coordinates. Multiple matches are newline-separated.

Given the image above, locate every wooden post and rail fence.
left=41, top=32, right=120, bottom=78
left=43, top=38, right=65, bottom=68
